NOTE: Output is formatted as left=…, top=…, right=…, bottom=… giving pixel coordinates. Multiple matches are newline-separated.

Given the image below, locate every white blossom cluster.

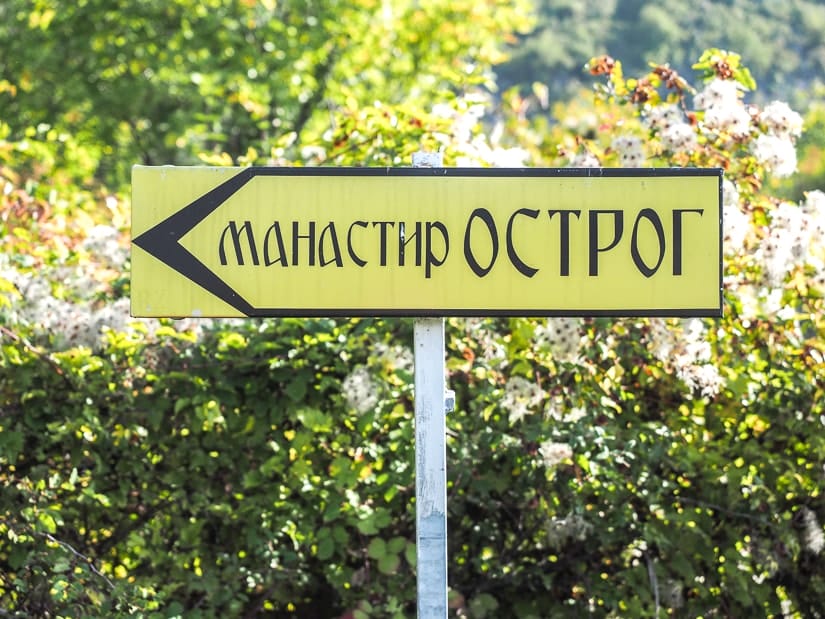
left=694, top=78, right=751, bottom=137
left=2, top=257, right=208, bottom=351
left=545, top=512, right=593, bottom=548
left=659, top=122, right=698, bottom=153
left=432, top=99, right=486, bottom=146
left=646, top=318, right=723, bottom=398
left=567, top=151, right=600, bottom=168
left=612, top=81, right=804, bottom=182
left=81, top=224, right=129, bottom=267
left=725, top=189, right=825, bottom=314
left=538, top=440, right=573, bottom=468
left=462, top=318, right=507, bottom=364
left=610, top=135, right=645, bottom=167
left=645, top=104, right=684, bottom=131
left=799, top=506, right=825, bottom=555
left=736, top=286, right=797, bottom=324
left=500, top=375, right=544, bottom=424
left=750, top=100, right=803, bottom=178
left=753, top=134, right=797, bottom=178
left=373, top=342, right=414, bottom=374
left=722, top=179, right=751, bottom=253
left=805, top=190, right=825, bottom=247
left=533, top=317, right=584, bottom=363
left=758, top=201, right=813, bottom=287
left=431, top=96, right=530, bottom=168
left=341, top=365, right=380, bottom=414
left=545, top=395, right=587, bottom=424
left=676, top=363, right=725, bottom=399
left=760, top=101, right=803, bottom=140
left=644, top=104, right=697, bottom=153
left=803, top=190, right=825, bottom=293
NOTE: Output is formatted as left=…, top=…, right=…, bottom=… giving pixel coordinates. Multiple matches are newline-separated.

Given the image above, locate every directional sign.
left=131, top=166, right=722, bottom=318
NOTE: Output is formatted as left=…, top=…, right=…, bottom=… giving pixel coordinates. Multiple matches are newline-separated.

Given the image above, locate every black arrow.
left=132, top=168, right=257, bottom=316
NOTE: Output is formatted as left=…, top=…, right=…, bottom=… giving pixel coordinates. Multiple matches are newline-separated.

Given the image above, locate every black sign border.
left=132, top=166, right=723, bottom=318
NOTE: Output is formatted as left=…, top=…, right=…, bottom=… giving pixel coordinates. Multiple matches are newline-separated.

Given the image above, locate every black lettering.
left=548, top=209, right=581, bottom=276
left=319, top=222, right=343, bottom=267
left=425, top=221, right=449, bottom=279
left=263, top=221, right=288, bottom=266
left=292, top=221, right=316, bottom=266
left=506, top=208, right=539, bottom=278
left=398, top=221, right=422, bottom=266
left=347, top=221, right=368, bottom=267
left=219, top=220, right=259, bottom=266
left=589, top=210, right=623, bottom=276
left=463, top=208, right=498, bottom=277
left=631, top=209, right=666, bottom=278
left=672, top=209, right=704, bottom=275
left=372, top=221, right=395, bottom=266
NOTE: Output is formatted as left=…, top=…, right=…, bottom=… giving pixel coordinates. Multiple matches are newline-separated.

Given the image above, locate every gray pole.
left=412, top=151, right=449, bottom=619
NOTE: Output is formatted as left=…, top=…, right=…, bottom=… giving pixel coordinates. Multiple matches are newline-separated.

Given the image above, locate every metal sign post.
left=413, top=316, right=448, bottom=618
left=412, top=151, right=449, bottom=619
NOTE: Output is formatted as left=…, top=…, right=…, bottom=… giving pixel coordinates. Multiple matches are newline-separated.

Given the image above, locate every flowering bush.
left=1, top=46, right=824, bottom=618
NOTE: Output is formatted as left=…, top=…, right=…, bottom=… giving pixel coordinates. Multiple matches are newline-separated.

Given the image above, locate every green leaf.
left=296, top=407, right=332, bottom=432
left=367, top=537, right=386, bottom=559
left=0, top=430, right=23, bottom=462
left=317, top=536, right=335, bottom=561
left=405, top=541, right=417, bottom=567
left=356, top=515, right=379, bottom=536
left=37, top=512, right=57, bottom=534
left=377, top=553, right=400, bottom=575
left=285, top=377, right=308, bottom=403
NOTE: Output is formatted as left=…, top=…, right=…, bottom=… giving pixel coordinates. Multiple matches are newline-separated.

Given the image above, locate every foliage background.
left=1, top=1, right=825, bottom=618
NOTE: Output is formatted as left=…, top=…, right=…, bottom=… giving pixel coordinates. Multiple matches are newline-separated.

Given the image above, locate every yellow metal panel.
left=131, top=166, right=722, bottom=317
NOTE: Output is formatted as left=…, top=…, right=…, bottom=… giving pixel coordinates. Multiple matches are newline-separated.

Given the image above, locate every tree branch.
left=39, top=532, right=116, bottom=591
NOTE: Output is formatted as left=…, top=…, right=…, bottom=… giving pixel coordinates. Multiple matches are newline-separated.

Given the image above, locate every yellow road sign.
left=131, top=166, right=722, bottom=317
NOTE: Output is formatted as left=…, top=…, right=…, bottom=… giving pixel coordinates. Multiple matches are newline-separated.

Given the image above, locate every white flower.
left=803, top=190, right=825, bottom=249
left=300, top=145, right=326, bottom=162
left=703, top=103, right=752, bottom=137
left=676, top=362, right=723, bottom=398
left=648, top=319, right=723, bottom=398
left=722, top=179, right=740, bottom=210
left=694, top=79, right=753, bottom=137
left=538, top=440, right=572, bottom=468
left=644, top=104, right=684, bottom=131
left=488, top=146, right=529, bottom=168
left=342, top=365, right=379, bottom=414
left=611, top=135, right=645, bottom=167
left=374, top=342, right=414, bottom=374
left=568, top=152, right=600, bottom=168
left=809, top=267, right=825, bottom=294
left=82, top=224, right=127, bottom=267
left=533, top=318, right=583, bottom=363
left=545, top=512, right=593, bottom=548
left=804, top=189, right=825, bottom=218
left=563, top=406, right=587, bottom=423
left=771, top=202, right=810, bottom=258
left=760, top=101, right=803, bottom=138
left=432, top=98, right=487, bottom=146
left=646, top=318, right=678, bottom=362
left=501, top=376, right=544, bottom=424
left=723, top=202, right=750, bottom=253
left=757, top=202, right=812, bottom=285
left=753, top=134, right=797, bottom=178
left=799, top=507, right=824, bottom=555
left=694, top=79, right=741, bottom=110
left=660, top=122, right=698, bottom=153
